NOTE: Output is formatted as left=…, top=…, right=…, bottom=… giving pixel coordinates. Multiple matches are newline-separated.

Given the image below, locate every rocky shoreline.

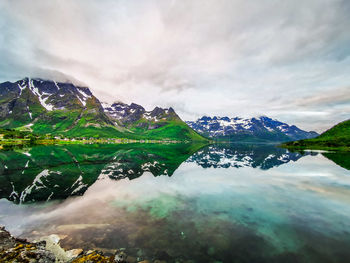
left=0, top=227, right=158, bottom=263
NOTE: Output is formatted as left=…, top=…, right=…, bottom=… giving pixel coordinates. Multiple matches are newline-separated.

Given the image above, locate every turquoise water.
left=0, top=144, right=350, bottom=262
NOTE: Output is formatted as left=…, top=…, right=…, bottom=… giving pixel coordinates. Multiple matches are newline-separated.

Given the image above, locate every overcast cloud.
left=1, top=0, right=350, bottom=132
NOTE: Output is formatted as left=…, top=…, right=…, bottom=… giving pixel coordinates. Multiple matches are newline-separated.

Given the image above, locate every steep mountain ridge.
left=102, top=101, right=204, bottom=141
left=0, top=78, right=205, bottom=141
left=0, top=78, right=120, bottom=137
left=186, top=116, right=318, bottom=142
left=102, top=102, right=179, bottom=126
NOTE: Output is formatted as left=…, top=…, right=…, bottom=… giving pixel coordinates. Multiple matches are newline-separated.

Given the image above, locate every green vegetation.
left=126, top=118, right=206, bottom=141
left=282, top=119, right=350, bottom=151
left=0, top=78, right=207, bottom=142
left=1, top=110, right=206, bottom=142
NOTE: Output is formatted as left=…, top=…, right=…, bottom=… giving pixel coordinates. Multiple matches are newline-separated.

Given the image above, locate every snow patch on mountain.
left=186, top=116, right=318, bottom=141
left=102, top=102, right=177, bottom=124
left=28, top=78, right=54, bottom=111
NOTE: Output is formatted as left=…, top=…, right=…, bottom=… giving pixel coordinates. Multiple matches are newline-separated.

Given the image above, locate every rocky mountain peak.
left=186, top=115, right=319, bottom=142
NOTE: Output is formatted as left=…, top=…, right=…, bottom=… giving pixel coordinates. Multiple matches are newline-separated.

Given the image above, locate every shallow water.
left=0, top=143, right=350, bottom=262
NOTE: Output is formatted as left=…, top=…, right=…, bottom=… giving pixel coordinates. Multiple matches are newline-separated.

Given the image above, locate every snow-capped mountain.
left=0, top=77, right=98, bottom=112
left=0, top=78, right=203, bottom=140
left=102, top=102, right=178, bottom=124
left=101, top=101, right=191, bottom=133
left=186, top=116, right=318, bottom=142
left=0, top=77, right=111, bottom=129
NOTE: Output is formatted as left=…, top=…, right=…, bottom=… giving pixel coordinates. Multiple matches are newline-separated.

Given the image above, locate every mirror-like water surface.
left=0, top=143, right=349, bottom=262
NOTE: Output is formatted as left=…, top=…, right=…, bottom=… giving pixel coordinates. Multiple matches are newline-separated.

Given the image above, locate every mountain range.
left=0, top=78, right=204, bottom=141
left=186, top=116, right=318, bottom=142
left=0, top=77, right=323, bottom=142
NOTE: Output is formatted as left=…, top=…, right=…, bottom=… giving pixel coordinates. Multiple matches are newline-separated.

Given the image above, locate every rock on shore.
left=0, top=227, right=175, bottom=263
left=0, top=227, right=116, bottom=262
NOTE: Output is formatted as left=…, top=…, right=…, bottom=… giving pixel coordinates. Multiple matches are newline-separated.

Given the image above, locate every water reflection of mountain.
left=1, top=143, right=335, bottom=204
left=322, top=152, right=350, bottom=171
left=186, top=144, right=316, bottom=169
left=0, top=144, right=203, bottom=203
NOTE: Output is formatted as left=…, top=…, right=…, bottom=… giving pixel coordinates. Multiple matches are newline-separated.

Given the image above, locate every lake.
left=0, top=143, right=350, bottom=263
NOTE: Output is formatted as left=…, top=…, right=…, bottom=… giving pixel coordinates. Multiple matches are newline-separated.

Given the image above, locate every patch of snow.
left=77, top=87, right=91, bottom=107
left=54, top=81, right=60, bottom=90
left=101, top=102, right=111, bottom=109
left=77, top=96, right=86, bottom=106
left=26, top=106, right=32, bottom=119
left=18, top=83, right=26, bottom=96
left=277, top=125, right=289, bottom=132
left=77, top=88, right=91, bottom=99
left=28, top=78, right=54, bottom=111
left=76, top=88, right=91, bottom=107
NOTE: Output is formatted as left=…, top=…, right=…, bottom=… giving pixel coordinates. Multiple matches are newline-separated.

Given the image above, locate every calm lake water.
left=0, top=143, right=350, bottom=263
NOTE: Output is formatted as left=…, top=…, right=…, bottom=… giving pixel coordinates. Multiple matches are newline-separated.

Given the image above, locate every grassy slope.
left=0, top=88, right=206, bottom=141
left=1, top=111, right=207, bottom=141
left=127, top=119, right=207, bottom=141
left=282, top=119, right=350, bottom=151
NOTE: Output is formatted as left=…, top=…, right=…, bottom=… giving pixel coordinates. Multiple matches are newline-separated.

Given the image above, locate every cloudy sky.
left=1, top=0, right=350, bottom=132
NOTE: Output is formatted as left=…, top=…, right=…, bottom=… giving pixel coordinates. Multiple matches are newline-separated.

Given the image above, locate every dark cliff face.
left=0, top=78, right=204, bottom=140
left=103, top=101, right=182, bottom=131
left=0, top=78, right=119, bottom=136
left=0, top=78, right=107, bottom=123
left=186, top=116, right=318, bottom=142
left=0, top=78, right=97, bottom=112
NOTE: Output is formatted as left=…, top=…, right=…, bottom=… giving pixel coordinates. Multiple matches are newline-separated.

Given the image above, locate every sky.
left=0, top=0, right=350, bottom=132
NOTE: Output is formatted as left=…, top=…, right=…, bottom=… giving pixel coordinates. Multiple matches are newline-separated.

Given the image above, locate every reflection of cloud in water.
left=1, top=145, right=350, bottom=261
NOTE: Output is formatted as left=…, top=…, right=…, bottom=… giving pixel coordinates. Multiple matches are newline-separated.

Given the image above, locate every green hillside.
left=125, top=118, right=206, bottom=141
left=0, top=78, right=207, bottom=142
left=282, top=119, right=350, bottom=151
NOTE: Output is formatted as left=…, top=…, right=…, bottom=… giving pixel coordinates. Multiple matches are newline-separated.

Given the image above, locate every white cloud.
left=0, top=0, right=349, bottom=132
